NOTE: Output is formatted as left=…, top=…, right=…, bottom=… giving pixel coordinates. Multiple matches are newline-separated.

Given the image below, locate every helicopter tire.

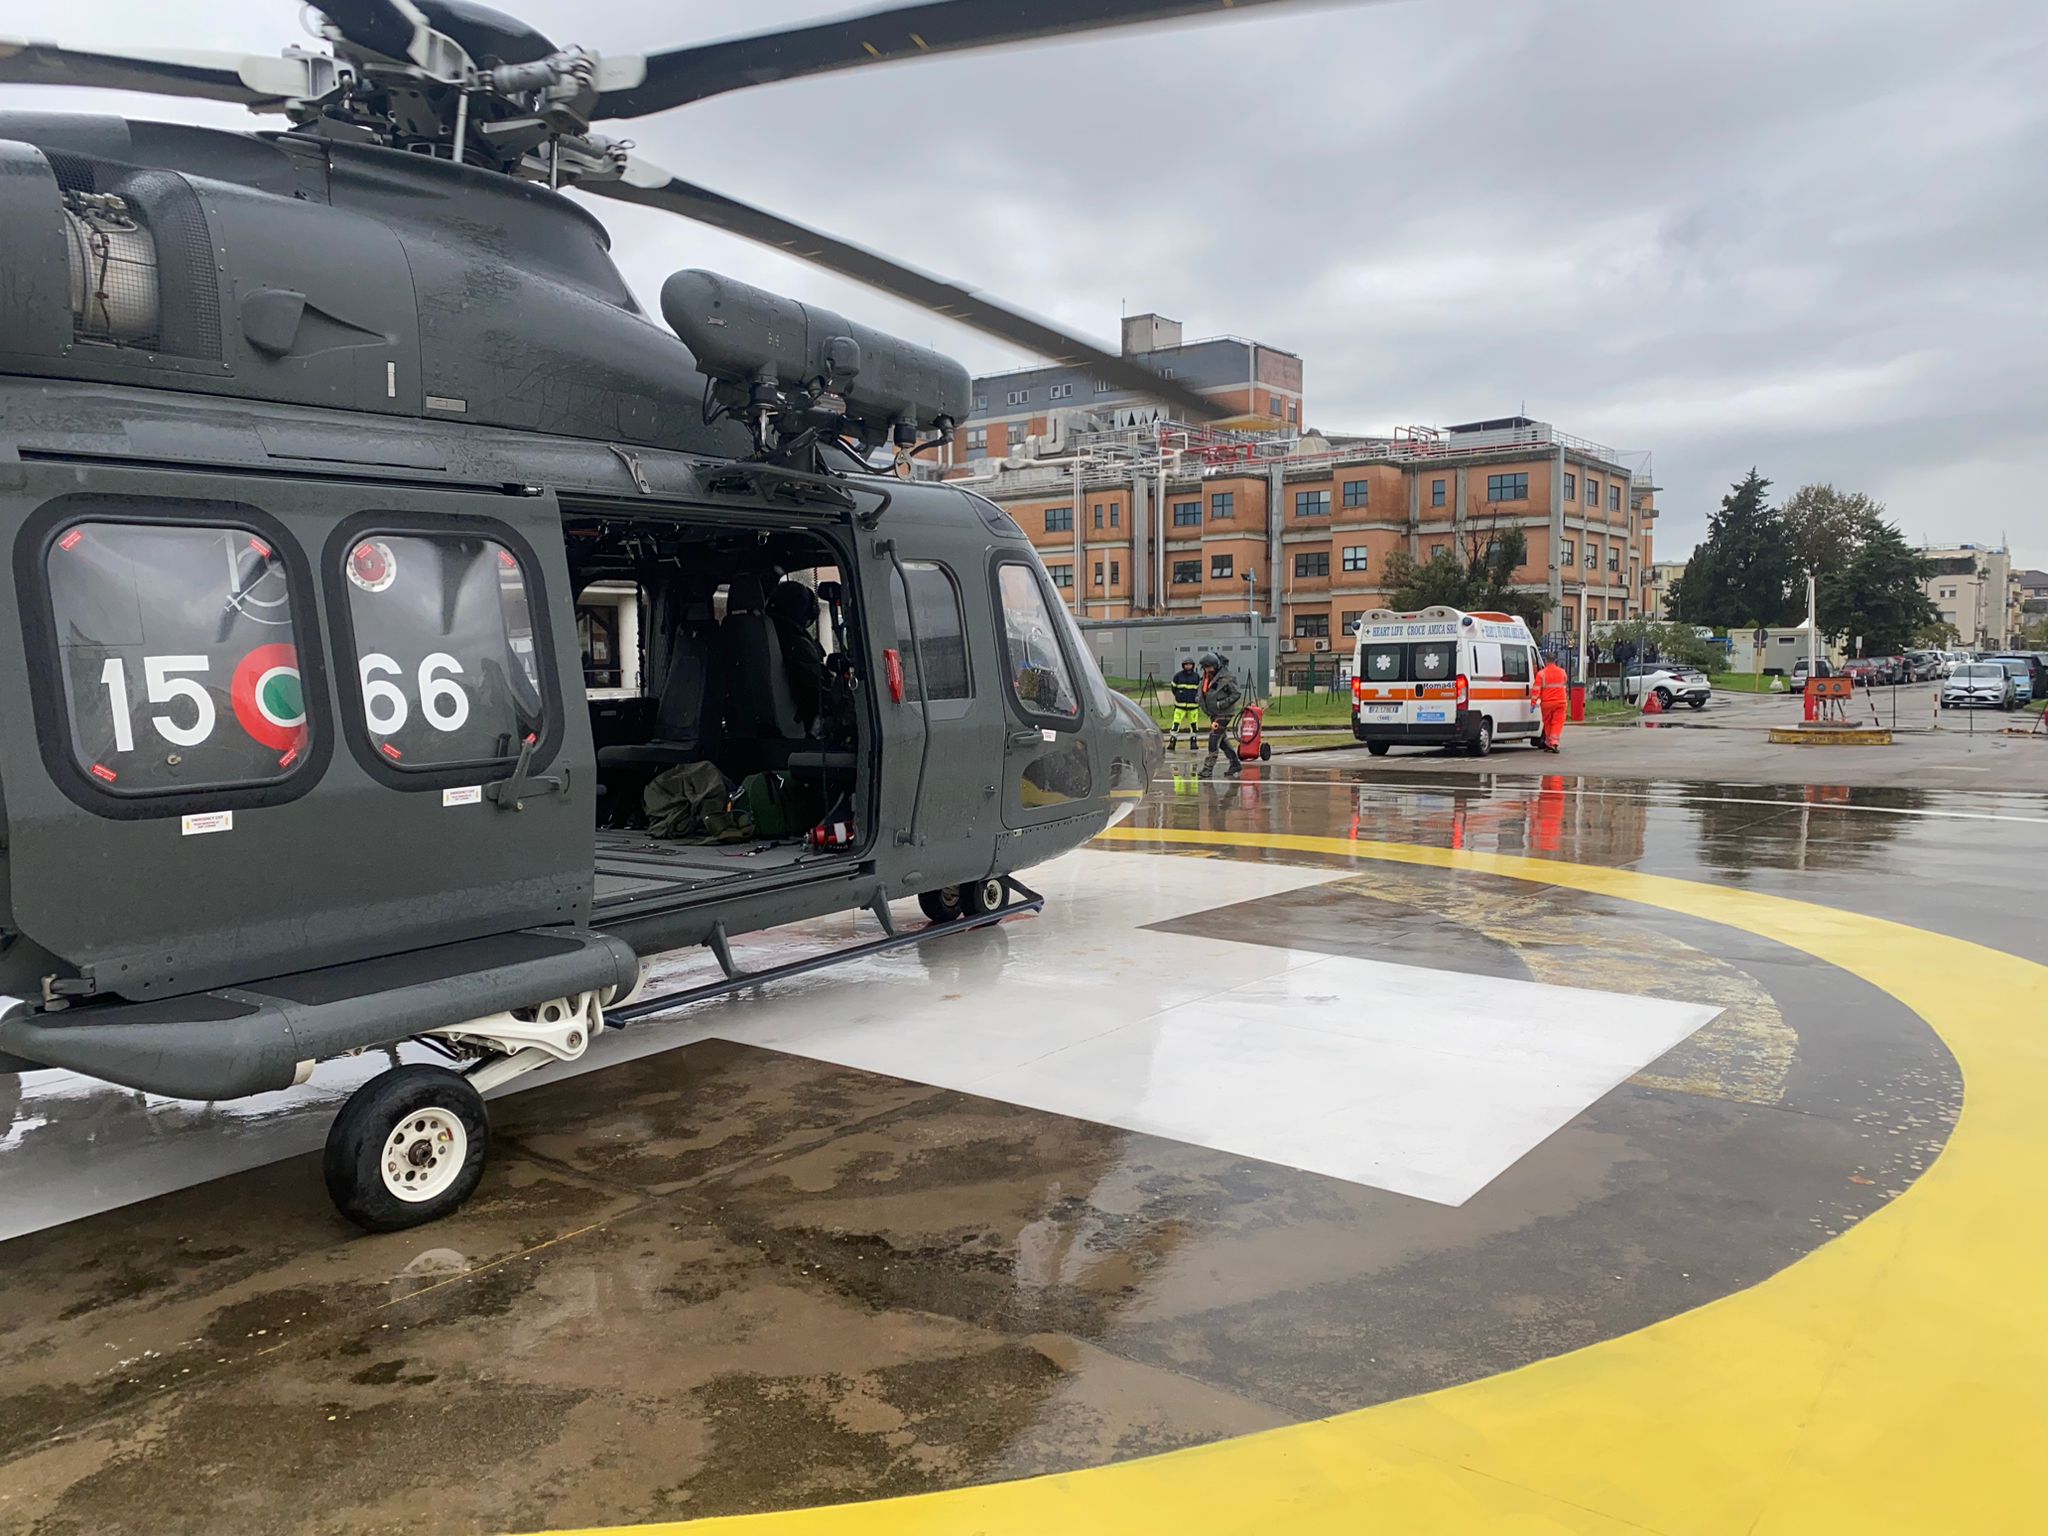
left=325, top=1065, right=491, bottom=1233
left=918, top=886, right=967, bottom=924
left=963, top=876, right=1008, bottom=918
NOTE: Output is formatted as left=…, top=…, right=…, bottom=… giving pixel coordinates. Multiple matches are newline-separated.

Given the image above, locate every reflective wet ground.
left=0, top=763, right=2039, bottom=1535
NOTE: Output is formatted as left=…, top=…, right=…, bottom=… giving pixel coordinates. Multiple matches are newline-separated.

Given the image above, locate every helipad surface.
left=2, top=765, right=2038, bottom=1535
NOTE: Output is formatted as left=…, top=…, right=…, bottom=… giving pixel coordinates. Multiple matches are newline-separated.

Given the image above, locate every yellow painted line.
left=531, top=826, right=2048, bottom=1535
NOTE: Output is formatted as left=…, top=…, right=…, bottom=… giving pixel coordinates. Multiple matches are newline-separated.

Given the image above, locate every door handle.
left=486, top=736, right=570, bottom=811
left=1008, top=728, right=1044, bottom=748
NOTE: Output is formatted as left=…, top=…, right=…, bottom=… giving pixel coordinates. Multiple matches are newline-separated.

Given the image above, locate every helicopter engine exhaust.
left=662, top=269, right=968, bottom=457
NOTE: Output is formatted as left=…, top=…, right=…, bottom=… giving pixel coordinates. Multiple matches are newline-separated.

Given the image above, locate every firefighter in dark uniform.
left=1197, top=651, right=1244, bottom=778
left=1167, top=657, right=1202, bottom=750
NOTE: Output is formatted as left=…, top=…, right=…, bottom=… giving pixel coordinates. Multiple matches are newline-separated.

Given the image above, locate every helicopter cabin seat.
left=594, top=590, right=719, bottom=771
left=717, top=573, right=803, bottom=748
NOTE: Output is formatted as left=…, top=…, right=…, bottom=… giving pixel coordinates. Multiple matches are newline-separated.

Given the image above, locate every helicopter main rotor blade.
left=311, top=1, right=434, bottom=67
left=0, top=38, right=306, bottom=108
left=580, top=161, right=1225, bottom=422
left=596, top=0, right=1341, bottom=120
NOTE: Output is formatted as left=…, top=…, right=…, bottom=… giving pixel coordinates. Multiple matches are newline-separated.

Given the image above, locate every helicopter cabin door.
left=990, top=557, right=1093, bottom=828
left=0, top=463, right=592, bottom=1002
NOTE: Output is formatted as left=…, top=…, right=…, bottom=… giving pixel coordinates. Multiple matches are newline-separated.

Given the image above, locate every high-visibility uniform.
left=1168, top=666, right=1202, bottom=737
left=1537, top=661, right=1570, bottom=750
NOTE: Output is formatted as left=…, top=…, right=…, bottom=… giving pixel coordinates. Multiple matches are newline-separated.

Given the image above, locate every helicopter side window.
left=337, top=531, right=547, bottom=773
left=41, top=518, right=317, bottom=799
left=888, top=561, right=971, bottom=707
left=994, top=561, right=1081, bottom=726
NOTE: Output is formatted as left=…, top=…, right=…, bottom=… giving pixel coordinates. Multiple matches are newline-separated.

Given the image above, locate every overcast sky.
left=10, top=0, right=2046, bottom=566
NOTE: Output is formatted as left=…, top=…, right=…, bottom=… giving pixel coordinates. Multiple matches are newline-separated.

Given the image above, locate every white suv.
left=1617, top=666, right=1712, bottom=710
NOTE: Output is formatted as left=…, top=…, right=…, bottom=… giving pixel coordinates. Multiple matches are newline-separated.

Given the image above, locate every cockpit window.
left=44, top=519, right=314, bottom=796
left=995, top=561, right=1081, bottom=725
left=339, top=531, right=545, bottom=771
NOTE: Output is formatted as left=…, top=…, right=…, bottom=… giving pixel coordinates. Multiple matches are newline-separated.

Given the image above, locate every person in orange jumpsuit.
left=1537, top=655, right=1570, bottom=751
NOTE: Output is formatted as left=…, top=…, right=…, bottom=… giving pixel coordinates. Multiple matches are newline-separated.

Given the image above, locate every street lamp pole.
left=1243, top=569, right=1260, bottom=702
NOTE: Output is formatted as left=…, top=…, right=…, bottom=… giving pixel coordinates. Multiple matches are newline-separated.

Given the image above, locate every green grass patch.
left=1708, top=672, right=1783, bottom=693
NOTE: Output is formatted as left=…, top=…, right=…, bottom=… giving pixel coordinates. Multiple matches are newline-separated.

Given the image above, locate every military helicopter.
left=0, top=0, right=1334, bottom=1230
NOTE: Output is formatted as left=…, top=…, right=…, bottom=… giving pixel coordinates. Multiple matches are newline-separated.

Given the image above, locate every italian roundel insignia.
left=231, top=642, right=306, bottom=752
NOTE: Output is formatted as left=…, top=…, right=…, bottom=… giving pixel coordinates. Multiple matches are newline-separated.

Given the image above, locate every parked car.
left=1942, top=663, right=2017, bottom=710
left=1985, top=653, right=2048, bottom=700
left=1787, top=656, right=1833, bottom=688
left=1903, top=651, right=1943, bottom=682
left=1986, top=656, right=2038, bottom=707
left=1617, top=666, right=1712, bottom=710
left=1841, top=658, right=1884, bottom=687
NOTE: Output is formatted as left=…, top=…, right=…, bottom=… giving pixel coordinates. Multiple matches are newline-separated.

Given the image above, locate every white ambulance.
left=1349, top=606, right=1543, bottom=757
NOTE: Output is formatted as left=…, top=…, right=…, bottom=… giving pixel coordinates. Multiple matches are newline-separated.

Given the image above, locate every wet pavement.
left=1, top=763, right=2040, bottom=1534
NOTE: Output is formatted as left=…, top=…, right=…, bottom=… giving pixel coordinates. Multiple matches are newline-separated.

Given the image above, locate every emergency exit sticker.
left=443, top=785, right=483, bottom=807
left=181, top=811, right=233, bottom=837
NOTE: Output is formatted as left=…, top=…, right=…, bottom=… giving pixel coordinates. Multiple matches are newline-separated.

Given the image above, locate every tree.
left=2024, top=614, right=2048, bottom=649
left=1832, top=512, right=1937, bottom=654
left=1913, top=617, right=1962, bottom=648
left=1384, top=526, right=1552, bottom=630
left=1669, top=471, right=1794, bottom=629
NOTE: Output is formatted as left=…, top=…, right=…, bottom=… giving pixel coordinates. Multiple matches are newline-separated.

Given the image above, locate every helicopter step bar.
left=604, top=878, right=1043, bottom=1030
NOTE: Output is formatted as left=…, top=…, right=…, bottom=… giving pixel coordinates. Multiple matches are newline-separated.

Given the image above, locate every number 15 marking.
left=99, top=655, right=215, bottom=752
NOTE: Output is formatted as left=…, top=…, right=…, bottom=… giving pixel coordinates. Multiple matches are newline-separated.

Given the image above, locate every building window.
left=1342, top=545, right=1369, bottom=572
left=1342, top=480, right=1370, bottom=509
left=1341, top=610, right=1365, bottom=634
left=1172, top=500, right=1202, bottom=527
left=1006, top=389, right=1028, bottom=406
left=1050, top=382, right=1073, bottom=400
left=1563, top=471, right=1576, bottom=499
left=966, top=427, right=987, bottom=454
left=1430, top=543, right=1447, bottom=559
left=1093, top=505, right=1104, bottom=529
left=1586, top=478, right=1599, bottom=506
left=1486, top=473, right=1529, bottom=502
left=1093, top=561, right=1104, bottom=588
left=1563, top=604, right=1577, bottom=631
left=974, top=395, right=988, bottom=413
left=1294, top=613, right=1330, bottom=639
left=1048, top=563, right=1074, bottom=589
left=1094, top=378, right=1112, bottom=393
left=1172, top=559, right=1202, bottom=584
left=1044, top=506, right=1072, bottom=533
left=1109, top=560, right=1120, bottom=586
left=1211, top=555, right=1234, bottom=580
left=1609, top=485, right=1621, bottom=511
left=1295, top=551, right=1330, bottom=578
left=1159, top=367, right=1175, bottom=379
left=1295, top=489, right=1331, bottom=518
left=1431, top=479, right=1446, bottom=506
left=1608, top=549, right=1620, bottom=570
left=1210, top=492, right=1234, bottom=520
left=1270, top=398, right=1283, bottom=417
left=1288, top=403, right=1298, bottom=422
left=1561, top=538, right=1575, bottom=565
left=1582, top=542, right=1596, bottom=567
left=1110, top=504, right=1120, bottom=528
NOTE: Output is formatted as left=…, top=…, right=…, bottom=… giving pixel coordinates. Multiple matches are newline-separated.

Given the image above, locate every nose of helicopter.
left=1105, top=692, right=1165, bottom=823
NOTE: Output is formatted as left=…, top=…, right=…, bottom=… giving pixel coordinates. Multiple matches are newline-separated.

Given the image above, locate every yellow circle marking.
left=539, top=827, right=2048, bottom=1535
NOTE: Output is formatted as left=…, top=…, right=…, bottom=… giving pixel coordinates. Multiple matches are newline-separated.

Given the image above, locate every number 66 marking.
left=359, top=652, right=470, bottom=735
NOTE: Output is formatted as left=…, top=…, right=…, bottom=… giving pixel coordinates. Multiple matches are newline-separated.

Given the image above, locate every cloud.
left=6, top=0, right=2045, bottom=564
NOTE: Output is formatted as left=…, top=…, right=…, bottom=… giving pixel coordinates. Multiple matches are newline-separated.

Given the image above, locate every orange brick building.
left=967, top=416, right=1656, bottom=680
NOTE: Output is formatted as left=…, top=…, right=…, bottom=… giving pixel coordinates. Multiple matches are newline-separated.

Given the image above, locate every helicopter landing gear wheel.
left=324, top=1065, right=490, bottom=1232
left=964, top=876, right=1007, bottom=917
left=918, top=886, right=966, bottom=924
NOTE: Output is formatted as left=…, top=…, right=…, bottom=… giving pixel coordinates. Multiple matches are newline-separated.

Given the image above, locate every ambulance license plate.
left=1415, top=708, right=1447, bottom=723
left=1362, top=704, right=1399, bottom=718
